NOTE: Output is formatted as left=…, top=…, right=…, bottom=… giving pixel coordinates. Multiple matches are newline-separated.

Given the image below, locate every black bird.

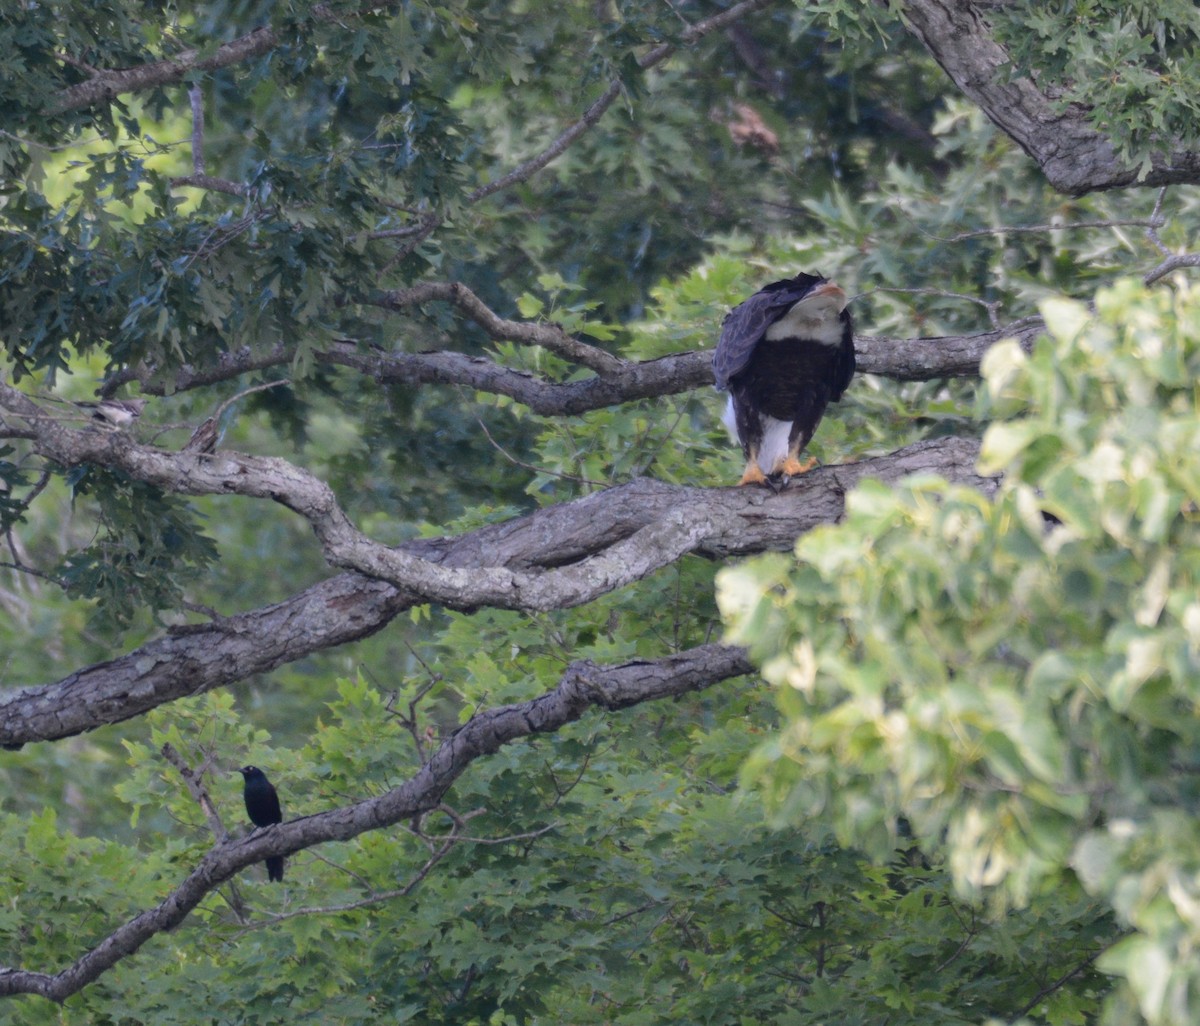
left=713, top=272, right=855, bottom=486
left=238, top=765, right=284, bottom=882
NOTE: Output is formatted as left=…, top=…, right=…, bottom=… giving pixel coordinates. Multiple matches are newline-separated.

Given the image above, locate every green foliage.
left=720, top=282, right=1200, bottom=1024
left=994, top=0, right=1200, bottom=169
left=58, top=468, right=218, bottom=633
left=2, top=1, right=1199, bottom=1023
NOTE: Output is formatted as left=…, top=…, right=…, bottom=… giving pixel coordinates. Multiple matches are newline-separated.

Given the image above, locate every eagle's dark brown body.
left=713, top=273, right=854, bottom=486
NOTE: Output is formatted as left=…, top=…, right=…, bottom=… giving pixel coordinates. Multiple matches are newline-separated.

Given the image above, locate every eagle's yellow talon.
left=738, top=462, right=769, bottom=486
left=779, top=455, right=817, bottom=477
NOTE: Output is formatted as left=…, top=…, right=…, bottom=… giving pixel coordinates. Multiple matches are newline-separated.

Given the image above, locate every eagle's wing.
left=829, top=320, right=856, bottom=402
left=712, top=275, right=822, bottom=390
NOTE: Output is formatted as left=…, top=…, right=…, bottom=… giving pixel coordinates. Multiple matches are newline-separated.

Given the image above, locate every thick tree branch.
left=107, top=317, right=1044, bottom=414
left=0, top=643, right=752, bottom=1002
left=1, top=390, right=992, bottom=614
left=899, top=0, right=1200, bottom=194
left=0, top=435, right=993, bottom=747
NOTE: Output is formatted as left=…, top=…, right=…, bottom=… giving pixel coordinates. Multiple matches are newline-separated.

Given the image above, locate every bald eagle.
left=713, top=272, right=854, bottom=486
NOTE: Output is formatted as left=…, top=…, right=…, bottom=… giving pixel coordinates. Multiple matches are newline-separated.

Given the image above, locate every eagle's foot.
left=738, top=462, right=769, bottom=487
left=779, top=455, right=818, bottom=477
left=763, top=472, right=789, bottom=494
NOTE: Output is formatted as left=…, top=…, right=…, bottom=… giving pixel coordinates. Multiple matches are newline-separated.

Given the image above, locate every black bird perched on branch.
left=713, top=272, right=855, bottom=486
left=238, top=765, right=284, bottom=882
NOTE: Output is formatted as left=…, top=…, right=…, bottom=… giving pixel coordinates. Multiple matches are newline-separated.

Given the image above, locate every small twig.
left=188, top=84, right=205, bottom=176
left=378, top=280, right=623, bottom=375
left=180, top=599, right=225, bottom=622
left=435, top=824, right=559, bottom=846
left=177, top=378, right=290, bottom=454
left=859, top=286, right=1004, bottom=329
left=933, top=927, right=977, bottom=974
left=55, top=51, right=100, bottom=74
left=213, top=378, right=290, bottom=423
left=1137, top=186, right=1200, bottom=284
left=600, top=900, right=667, bottom=927
left=306, top=850, right=375, bottom=892
left=159, top=743, right=251, bottom=924
left=1013, top=942, right=1115, bottom=1019
left=385, top=677, right=439, bottom=764
left=471, top=409, right=604, bottom=488
left=929, top=217, right=1165, bottom=244
left=0, top=560, right=62, bottom=585
left=170, top=173, right=249, bottom=197
left=629, top=402, right=688, bottom=479
left=763, top=901, right=804, bottom=929
left=243, top=842, right=456, bottom=928
left=160, top=743, right=229, bottom=843
left=0, top=129, right=105, bottom=152
left=1144, top=186, right=1172, bottom=256
left=545, top=748, right=593, bottom=805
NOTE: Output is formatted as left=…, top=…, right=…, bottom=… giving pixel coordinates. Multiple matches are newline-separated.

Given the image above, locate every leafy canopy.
left=721, top=281, right=1200, bottom=1025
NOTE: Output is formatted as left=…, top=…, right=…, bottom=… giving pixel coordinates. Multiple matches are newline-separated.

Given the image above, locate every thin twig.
left=160, top=742, right=230, bottom=843
left=160, top=743, right=250, bottom=924
left=0, top=561, right=63, bottom=585
left=170, top=173, right=249, bottom=197
left=471, top=409, right=604, bottom=488
left=1013, top=942, right=1116, bottom=1019
left=930, top=217, right=1165, bottom=244
left=188, top=84, right=205, bottom=176
left=859, top=286, right=1004, bottom=329
left=378, top=281, right=623, bottom=374
left=1140, top=187, right=1200, bottom=284
left=1145, top=187, right=1172, bottom=256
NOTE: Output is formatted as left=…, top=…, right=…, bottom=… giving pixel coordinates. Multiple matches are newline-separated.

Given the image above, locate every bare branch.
left=1145, top=188, right=1172, bottom=257
left=187, top=84, right=205, bottom=175
left=105, top=315, right=1045, bottom=414
left=50, top=27, right=279, bottom=115
left=928, top=217, right=1166, bottom=244
left=160, top=742, right=230, bottom=844
left=1137, top=187, right=1200, bottom=284
left=375, top=281, right=623, bottom=375
left=0, top=435, right=993, bottom=748
left=862, top=286, right=1007, bottom=329
left=169, top=173, right=250, bottom=197
left=0, top=390, right=996, bottom=617
left=465, top=78, right=624, bottom=209
left=1143, top=252, right=1200, bottom=287
left=1013, top=942, right=1114, bottom=1019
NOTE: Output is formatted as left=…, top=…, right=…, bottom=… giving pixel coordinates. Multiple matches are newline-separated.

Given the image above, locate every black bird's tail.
left=266, top=855, right=284, bottom=883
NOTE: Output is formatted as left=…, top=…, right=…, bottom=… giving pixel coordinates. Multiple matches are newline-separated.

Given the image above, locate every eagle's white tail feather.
left=721, top=396, right=738, bottom=441
left=757, top=416, right=793, bottom=475
left=723, top=399, right=793, bottom=474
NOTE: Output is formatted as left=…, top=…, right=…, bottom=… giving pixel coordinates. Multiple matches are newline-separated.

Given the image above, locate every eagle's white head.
left=763, top=281, right=848, bottom=346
